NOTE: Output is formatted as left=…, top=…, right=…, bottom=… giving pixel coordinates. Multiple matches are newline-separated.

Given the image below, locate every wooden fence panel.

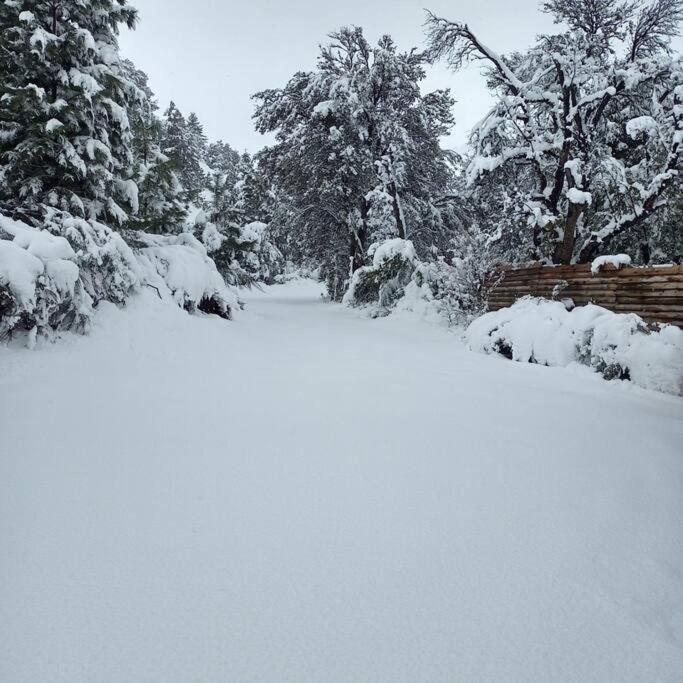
left=487, top=264, right=683, bottom=328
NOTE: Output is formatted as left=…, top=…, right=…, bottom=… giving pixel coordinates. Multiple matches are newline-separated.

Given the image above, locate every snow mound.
left=131, top=231, right=240, bottom=319
left=465, top=297, right=683, bottom=395
left=0, top=239, right=44, bottom=306
left=591, top=253, right=632, bottom=274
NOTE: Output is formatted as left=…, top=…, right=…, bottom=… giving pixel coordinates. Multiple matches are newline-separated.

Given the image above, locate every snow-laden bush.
left=44, top=209, right=141, bottom=306
left=348, top=228, right=498, bottom=326
left=412, top=252, right=498, bottom=326
left=0, top=211, right=241, bottom=343
left=200, top=219, right=284, bottom=286
left=343, top=238, right=417, bottom=313
left=239, top=221, right=285, bottom=284
left=0, top=212, right=139, bottom=342
left=465, top=297, right=683, bottom=395
left=126, top=231, right=240, bottom=319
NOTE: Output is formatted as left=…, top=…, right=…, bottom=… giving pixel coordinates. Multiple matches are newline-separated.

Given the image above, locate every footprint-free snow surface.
left=2, top=279, right=682, bottom=682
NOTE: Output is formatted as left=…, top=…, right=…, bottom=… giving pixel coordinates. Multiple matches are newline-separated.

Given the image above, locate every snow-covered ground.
left=1, top=279, right=682, bottom=682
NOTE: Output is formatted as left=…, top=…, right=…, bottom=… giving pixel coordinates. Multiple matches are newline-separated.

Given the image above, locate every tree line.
left=1, top=0, right=681, bottom=308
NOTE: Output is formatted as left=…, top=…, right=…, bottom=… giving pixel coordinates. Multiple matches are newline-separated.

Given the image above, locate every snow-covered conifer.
left=254, top=27, right=454, bottom=298
left=123, top=62, right=187, bottom=233
left=161, top=102, right=206, bottom=204
left=0, top=0, right=140, bottom=224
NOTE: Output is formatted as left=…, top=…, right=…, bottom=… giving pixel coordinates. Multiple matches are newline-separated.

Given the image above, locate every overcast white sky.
left=117, top=0, right=678, bottom=152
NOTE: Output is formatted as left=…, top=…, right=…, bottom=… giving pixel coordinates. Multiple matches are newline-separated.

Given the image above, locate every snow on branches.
left=254, top=27, right=455, bottom=298
left=426, top=0, right=683, bottom=264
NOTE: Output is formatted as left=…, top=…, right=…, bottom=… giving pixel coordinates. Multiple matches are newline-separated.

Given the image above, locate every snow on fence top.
left=487, top=262, right=683, bottom=328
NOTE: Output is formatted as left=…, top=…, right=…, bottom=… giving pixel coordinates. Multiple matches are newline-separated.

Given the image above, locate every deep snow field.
left=1, top=279, right=682, bottom=682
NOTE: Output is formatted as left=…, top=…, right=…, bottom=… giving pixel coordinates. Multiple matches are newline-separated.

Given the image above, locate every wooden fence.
left=487, top=263, right=683, bottom=328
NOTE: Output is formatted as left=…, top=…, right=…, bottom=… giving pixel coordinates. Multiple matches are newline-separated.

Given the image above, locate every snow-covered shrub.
left=0, top=210, right=241, bottom=344
left=389, top=227, right=500, bottom=326
left=0, top=212, right=139, bottom=342
left=343, top=239, right=417, bottom=313
left=44, top=209, right=140, bottom=307
left=413, top=254, right=498, bottom=326
left=126, top=231, right=240, bottom=319
left=239, top=222, right=285, bottom=284
left=199, top=219, right=284, bottom=287
left=465, top=297, right=683, bottom=395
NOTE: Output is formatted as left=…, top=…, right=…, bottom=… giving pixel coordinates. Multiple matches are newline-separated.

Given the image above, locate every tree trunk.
left=388, top=181, right=406, bottom=239
left=553, top=202, right=582, bottom=264
left=350, top=198, right=368, bottom=274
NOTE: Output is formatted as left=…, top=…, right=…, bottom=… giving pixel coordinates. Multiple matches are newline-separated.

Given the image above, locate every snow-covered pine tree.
left=185, top=112, right=209, bottom=201
left=186, top=113, right=207, bottom=160
left=161, top=102, right=206, bottom=205
left=426, top=0, right=683, bottom=264
left=0, top=0, right=139, bottom=224
left=254, top=27, right=454, bottom=298
left=234, top=152, right=272, bottom=225
left=122, top=61, right=187, bottom=233
left=0, top=0, right=145, bottom=337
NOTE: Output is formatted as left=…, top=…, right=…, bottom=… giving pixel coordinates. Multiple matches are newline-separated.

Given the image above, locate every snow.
left=134, top=231, right=239, bottom=317
left=371, top=237, right=417, bottom=268
left=626, top=115, right=658, bottom=139
left=465, top=297, right=683, bottom=395
left=1, top=280, right=682, bottom=682
left=312, top=100, right=335, bottom=117
left=0, top=239, right=43, bottom=304
left=0, top=213, right=240, bottom=338
left=45, top=259, right=79, bottom=295
left=591, top=253, right=632, bottom=274
left=236, top=221, right=265, bottom=245
left=45, top=118, right=63, bottom=132
left=115, top=178, right=139, bottom=214
left=564, top=158, right=582, bottom=185
left=201, top=222, right=224, bottom=253
left=566, top=187, right=592, bottom=205
left=0, top=214, right=80, bottom=306
left=4, top=217, right=76, bottom=262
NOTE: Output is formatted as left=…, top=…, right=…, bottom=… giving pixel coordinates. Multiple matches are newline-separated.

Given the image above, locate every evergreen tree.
left=254, top=27, right=454, bottom=298
left=235, top=152, right=272, bottom=225
left=122, top=62, right=186, bottom=233
left=186, top=113, right=207, bottom=159
left=185, top=112, right=208, bottom=200
left=0, top=0, right=140, bottom=224
left=161, top=102, right=205, bottom=204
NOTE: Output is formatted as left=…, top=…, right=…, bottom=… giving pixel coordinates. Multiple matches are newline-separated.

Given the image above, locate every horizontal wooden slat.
left=488, top=263, right=683, bottom=328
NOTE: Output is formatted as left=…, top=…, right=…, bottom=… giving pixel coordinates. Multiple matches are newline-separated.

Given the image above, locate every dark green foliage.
left=346, top=248, right=417, bottom=314
left=0, top=0, right=139, bottom=224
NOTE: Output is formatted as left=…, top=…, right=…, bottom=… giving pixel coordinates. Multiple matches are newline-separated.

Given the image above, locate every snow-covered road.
left=2, top=279, right=683, bottom=682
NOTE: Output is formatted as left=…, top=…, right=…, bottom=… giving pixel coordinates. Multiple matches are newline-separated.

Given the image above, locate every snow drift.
left=465, top=297, right=683, bottom=396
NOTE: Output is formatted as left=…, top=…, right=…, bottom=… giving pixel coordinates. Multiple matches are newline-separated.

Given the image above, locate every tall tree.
left=0, top=0, right=140, bottom=224
left=161, top=101, right=205, bottom=204
left=254, top=27, right=454, bottom=296
left=426, top=0, right=683, bottom=264
left=122, top=61, right=186, bottom=233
